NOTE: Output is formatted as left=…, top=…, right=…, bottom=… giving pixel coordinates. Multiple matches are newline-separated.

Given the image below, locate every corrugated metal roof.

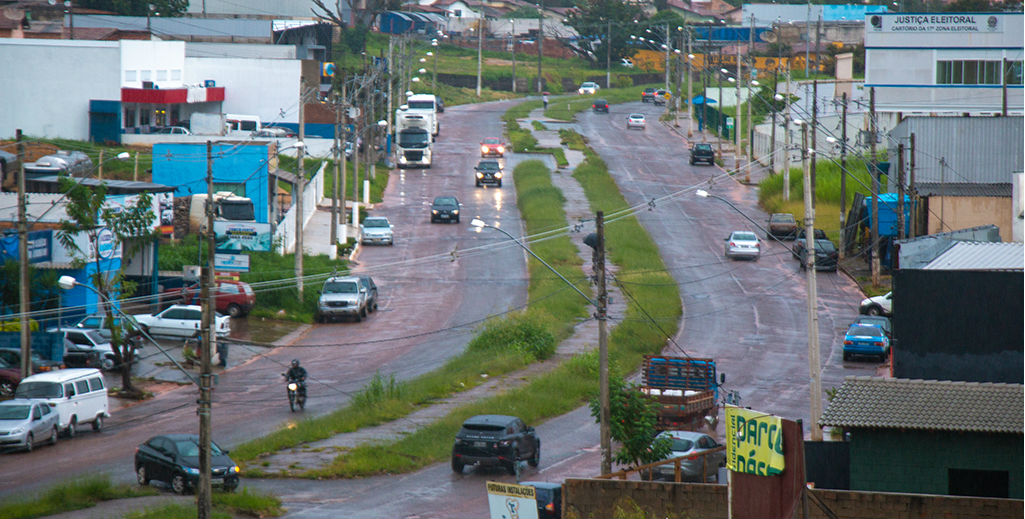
left=915, top=182, right=1012, bottom=197
left=888, top=117, right=1024, bottom=191
left=922, top=241, right=1024, bottom=271
left=820, top=376, right=1024, bottom=434
left=72, top=15, right=272, bottom=39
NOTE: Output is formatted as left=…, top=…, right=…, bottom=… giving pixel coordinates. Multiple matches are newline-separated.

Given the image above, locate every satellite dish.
left=760, top=30, right=778, bottom=43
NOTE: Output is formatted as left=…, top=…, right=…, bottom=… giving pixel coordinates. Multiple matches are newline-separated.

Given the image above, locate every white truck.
left=404, top=94, right=439, bottom=137
left=395, top=110, right=433, bottom=168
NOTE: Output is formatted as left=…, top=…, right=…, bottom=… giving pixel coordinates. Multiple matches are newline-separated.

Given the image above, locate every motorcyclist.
left=284, top=359, right=307, bottom=397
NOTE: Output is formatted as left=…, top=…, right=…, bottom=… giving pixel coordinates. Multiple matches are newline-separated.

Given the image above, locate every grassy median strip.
left=544, top=84, right=661, bottom=122
left=0, top=477, right=156, bottom=519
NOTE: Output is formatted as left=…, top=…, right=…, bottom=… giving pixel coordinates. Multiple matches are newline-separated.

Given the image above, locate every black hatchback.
left=474, top=160, right=504, bottom=187
left=452, top=414, right=540, bottom=475
left=135, top=434, right=240, bottom=494
left=592, top=99, right=609, bottom=113
left=430, top=196, right=460, bottom=223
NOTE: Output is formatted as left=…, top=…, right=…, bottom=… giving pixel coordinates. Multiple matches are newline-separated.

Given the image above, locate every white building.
left=864, top=12, right=1023, bottom=114
left=0, top=38, right=302, bottom=142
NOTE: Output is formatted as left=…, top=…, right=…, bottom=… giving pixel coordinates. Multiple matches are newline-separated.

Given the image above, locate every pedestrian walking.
left=216, top=341, right=229, bottom=368
left=542, top=94, right=549, bottom=110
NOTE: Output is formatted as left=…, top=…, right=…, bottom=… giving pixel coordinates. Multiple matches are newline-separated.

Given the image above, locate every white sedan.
left=132, top=305, right=231, bottom=338
left=626, top=113, right=646, bottom=130
left=724, top=231, right=761, bottom=260
left=360, top=216, right=395, bottom=245
left=578, top=82, right=599, bottom=95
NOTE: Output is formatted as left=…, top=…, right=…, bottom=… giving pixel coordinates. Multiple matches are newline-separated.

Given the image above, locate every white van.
left=13, top=369, right=109, bottom=437
left=225, top=114, right=261, bottom=134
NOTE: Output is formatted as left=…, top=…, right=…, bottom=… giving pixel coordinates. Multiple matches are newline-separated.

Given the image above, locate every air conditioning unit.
left=142, top=81, right=154, bottom=89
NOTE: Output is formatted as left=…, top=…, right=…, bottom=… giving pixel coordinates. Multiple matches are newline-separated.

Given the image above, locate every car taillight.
left=873, top=341, right=885, bottom=346
left=729, top=242, right=736, bottom=247
left=545, top=503, right=555, bottom=512
left=592, top=104, right=596, bottom=108
left=844, top=340, right=853, bottom=345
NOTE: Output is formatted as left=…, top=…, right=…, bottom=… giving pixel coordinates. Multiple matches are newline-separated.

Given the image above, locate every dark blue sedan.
left=843, top=324, right=890, bottom=362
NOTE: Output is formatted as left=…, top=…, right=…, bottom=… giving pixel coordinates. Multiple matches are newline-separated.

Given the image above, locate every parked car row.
left=1, top=368, right=109, bottom=453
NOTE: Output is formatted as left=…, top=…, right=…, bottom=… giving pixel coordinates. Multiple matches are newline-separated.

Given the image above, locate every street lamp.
left=470, top=216, right=613, bottom=476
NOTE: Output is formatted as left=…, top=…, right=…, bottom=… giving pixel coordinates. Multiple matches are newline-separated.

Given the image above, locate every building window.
left=936, top=60, right=1002, bottom=85
left=124, top=108, right=136, bottom=127
left=214, top=183, right=246, bottom=197
left=171, top=69, right=182, bottom=81
left=141, top=70, right=152, bottom=81
left=156, top=69, right=167, bottom=81
left=1007, top=60, right=1023, bottom=85
left=125, top=70, right=137, bottom=82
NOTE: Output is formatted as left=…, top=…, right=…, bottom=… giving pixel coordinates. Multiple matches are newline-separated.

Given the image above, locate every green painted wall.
left=849, top=429, right=1023, bottom=498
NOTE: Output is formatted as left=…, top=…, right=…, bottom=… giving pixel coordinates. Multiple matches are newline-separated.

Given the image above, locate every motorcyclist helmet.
left=291, top=359, right=300, bottom=368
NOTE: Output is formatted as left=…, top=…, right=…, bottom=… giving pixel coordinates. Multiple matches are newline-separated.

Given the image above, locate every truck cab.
left=404, top=94, right=439, bottom=137
left=395, top=109, right=433, bottom=168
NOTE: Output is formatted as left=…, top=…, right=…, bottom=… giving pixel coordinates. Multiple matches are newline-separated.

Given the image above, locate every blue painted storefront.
left=152, top=143, right=271, bottom=223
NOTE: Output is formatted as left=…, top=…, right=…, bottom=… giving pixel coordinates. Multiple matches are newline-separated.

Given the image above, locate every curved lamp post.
left=470, top=217, right=612, bottom=475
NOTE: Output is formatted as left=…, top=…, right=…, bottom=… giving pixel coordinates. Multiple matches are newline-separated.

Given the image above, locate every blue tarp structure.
left=691, top=95, right=716, bottom=105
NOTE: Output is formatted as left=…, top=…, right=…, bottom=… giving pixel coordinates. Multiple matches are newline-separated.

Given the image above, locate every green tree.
left=56, top=177, right=156, bottom=395
left=566, top=0, right=646, bottom=65
left=589, top=376, right=672, bottom=470
left=76, top=0, right=187, bottom=17
left=0, top=261, right=59, bottom=328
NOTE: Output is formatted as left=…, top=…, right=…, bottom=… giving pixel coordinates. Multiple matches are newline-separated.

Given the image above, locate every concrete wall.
left=0, top=39, right=121, bottom=140
left=562, top=478, right=1023, bottom=518
left=184, top=57, right=302, bottom=128
left=926, top=195, right=1014, bottom=241
left=120, top=40, right=186, bottom=88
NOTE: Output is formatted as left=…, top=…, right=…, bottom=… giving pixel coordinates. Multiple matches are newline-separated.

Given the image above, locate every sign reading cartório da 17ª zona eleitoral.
left=725, top=405, right=785, bottom=476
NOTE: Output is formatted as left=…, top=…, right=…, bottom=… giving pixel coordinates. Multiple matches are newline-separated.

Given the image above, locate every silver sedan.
left=0, top=400, right=60, bottom=452
left=724, top=231, right=760, bottom=260
left=652, top=430, right=726, bottom=481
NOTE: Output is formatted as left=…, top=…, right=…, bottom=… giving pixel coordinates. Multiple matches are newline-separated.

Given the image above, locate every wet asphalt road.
left=238, top=101, right=883, bottom=519
left=0, top=99, right=530, bottom=500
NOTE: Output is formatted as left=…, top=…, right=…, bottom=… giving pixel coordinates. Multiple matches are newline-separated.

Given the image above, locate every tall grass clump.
left=468, top=311, right=556, bottom=361
left=0, top=476, right=156, bottom=519
left=758, top=157, right=886, bottom=216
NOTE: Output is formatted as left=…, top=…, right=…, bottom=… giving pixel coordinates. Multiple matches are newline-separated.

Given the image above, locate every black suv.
left=689, top=143, right=715, bottom=165
left=474, top=160, right=503, bottom=188
left=452, top=414, right=540, bottom=475
left=592, top=99, right=609, bottom=113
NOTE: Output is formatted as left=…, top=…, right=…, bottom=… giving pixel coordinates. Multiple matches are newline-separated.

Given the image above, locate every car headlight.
left=476, top=172, right=484, bottom=179
left=185, top=467, right=200, bottom=475
left=481, top=145, right=488, bottom=153
left=432, top=210, right=439, bottom=214
left=230, top=465, right=240, bottom=473
left=10, top=427, right=24, bottom=435
left=399, top=156, right=407, bottom=163
left=452, top=210, right=458, bottom=215
left=497, top=146, right=505, bottom=153
left=495, top=172, right=502, bottom=178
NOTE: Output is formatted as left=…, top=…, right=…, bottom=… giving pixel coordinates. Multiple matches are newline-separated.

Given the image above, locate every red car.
left=480, top=137, right=505, bottom=157
left=0, top=358, right=21, bottom=397
left=163, top=280, right=255, bottom=318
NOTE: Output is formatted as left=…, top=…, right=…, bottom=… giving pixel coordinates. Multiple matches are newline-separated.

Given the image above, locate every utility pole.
left=782, top=65, right=791, bottom=202
left=686, top=29, right=693, bottom=138
left=814, top=14, right=822, bottom=75
left=97, top=149, right=104, bottom=179
left=747, top=13, right=755, bottom=168
left=511, top=19, right=517, bottom=92
left=387, top=38, right=394, bottom=153
left=664, top=23, right=670, bottom=94
left=133, top=152, right=139, bottom=181
left=897, top=142, right=906, bottom=241
left=341, top=77, right=349, bottom=235
left=810, top=80, right=817, bottom=209
left=353, top=84, right=361, bottom=230
left=909, top=132, right=917, bottom=237
left=595, top=211, right=611, bottom=476
left=1002, top=58, right=1009, bottom=116
left=734, top=40, right=741, bottom=171
left=198, top=140, right=216, bottom=519
left=869, top=87, right=880, bottom=287
left=331, top=92, right=341, bottom=247
left=717, top=50, right=724, bottom=160
left=537, top=0, right=543, bottom=94
left=295, top=82, right=306, bottom=296
left=800, top=123, right=823, bottom=442
left=476, top=17, right=483, bottom=97
left=839, top=92, right=848, bottom=259
left=804, top=1, right=811, bottom=78
left=598, top=18, right=606, bottom=88
left=17, top=129, right=30, bottom=379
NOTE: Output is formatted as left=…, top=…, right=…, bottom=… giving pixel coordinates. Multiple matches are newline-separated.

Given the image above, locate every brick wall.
left=562, top=479, right=1023, bottom=519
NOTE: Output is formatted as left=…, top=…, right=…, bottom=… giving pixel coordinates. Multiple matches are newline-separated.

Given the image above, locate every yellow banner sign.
left=725, top=405, right=785, bottom=476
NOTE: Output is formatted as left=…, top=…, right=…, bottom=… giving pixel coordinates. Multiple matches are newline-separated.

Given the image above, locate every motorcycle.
left=283, top=375, right=307, bottom=412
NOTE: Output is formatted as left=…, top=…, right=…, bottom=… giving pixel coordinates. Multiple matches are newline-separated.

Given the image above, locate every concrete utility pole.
left=747, top=13, right=755, bottom=167
left=511, top=19, right=517, bottom=92
left=331, top=92, right=341, bottom=247
left=17, top=130, right=30, bottom=379
left=353, top=83, right=361, bottom=230
left=811, top=80, right=817, bottom=209
left=598, top=20, right=606, bottom=88
left=686, top=30, right=694, bottom=138
left=800, top=123, right=823, bottom=442
left=198, top=140, right=217, bottom=519
left=783, top=66, right=791, bottom=202
left=387, top=39, right=394, bottom=147
left=909, top=132, right=917, bottom=237
left=869, top=87, right=880, bottom=287
left=897, top=143, right=906, bottom=241
left=804, top=1, right=811, bottom=77
left=537, top=1, right=543, bottom=93
left=596, top=212, right=611, bottom=477
left=839, top=92, right=848, bottom=259
left=476, top=18, right=483, bottom=97
left=734, top=41, right=741, bottom=171
left=664, top=23, right=670, bottom=94
left=295, top=82, right=307, bottom=296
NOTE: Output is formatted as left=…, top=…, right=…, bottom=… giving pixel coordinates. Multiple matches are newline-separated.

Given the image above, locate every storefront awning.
left=121, top=86, right=225, bottom=104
